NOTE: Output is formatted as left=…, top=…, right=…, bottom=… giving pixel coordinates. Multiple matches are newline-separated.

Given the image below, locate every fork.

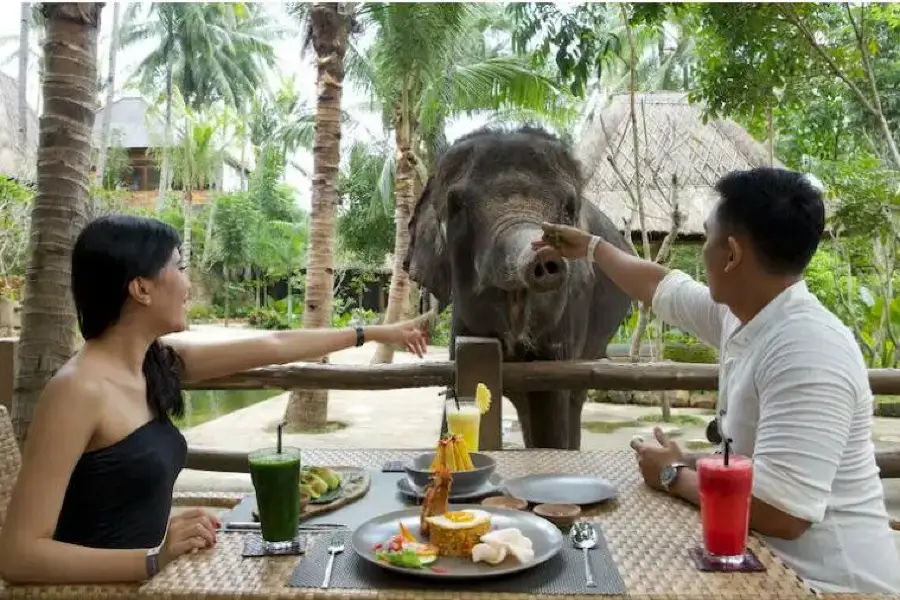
left=320, top=535, right=345, bottom=589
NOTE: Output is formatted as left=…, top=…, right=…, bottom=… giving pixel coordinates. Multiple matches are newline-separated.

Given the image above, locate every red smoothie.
left=697, top=455, right=753, bottom=560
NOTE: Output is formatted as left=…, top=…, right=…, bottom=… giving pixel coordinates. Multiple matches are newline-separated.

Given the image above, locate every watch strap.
left=354, top=326, right=365, bottom=347
left=145, top=548, right=161, bottom=578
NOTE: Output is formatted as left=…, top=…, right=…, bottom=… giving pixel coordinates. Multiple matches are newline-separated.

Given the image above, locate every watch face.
left=660, top=464, right=677, bottom=488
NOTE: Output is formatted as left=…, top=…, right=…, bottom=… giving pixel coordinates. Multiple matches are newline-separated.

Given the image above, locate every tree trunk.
left=17, top=3, right=29, bottom=153
left=13, top=2, right=102, bottom=444
left=94, top=1, right=119, bottom=195
left=157, top=48, right=173, bottom=212
left=284, top=2, right=347, bottom=431
left=182, top=187, right=193, bottom=275
left=370, top=104, right=417, bottom=364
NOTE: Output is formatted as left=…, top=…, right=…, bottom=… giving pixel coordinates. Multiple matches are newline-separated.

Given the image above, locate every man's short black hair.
left=713, top=167, right=825, bottom=275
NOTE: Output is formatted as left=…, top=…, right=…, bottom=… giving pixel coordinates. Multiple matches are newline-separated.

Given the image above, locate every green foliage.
left=0, top=177, right=33, bottom=283
left=121, top=2, right=279, bottom=111
left=662, top=342, right=717, bottom=364
left=210, top=191, right=257, bottom=271
left=429, top=307, right=453, bottom=347
left=336, top=143, right=395, bottom=267
left=509, top=2, right=674, bottom=97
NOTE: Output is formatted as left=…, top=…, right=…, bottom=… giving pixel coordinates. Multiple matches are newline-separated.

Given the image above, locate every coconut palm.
left=120, top=2, right=279, bottom=210
left=13, top=2, right=102, bottom=443
left=94, top=2, right=121, bottom=196
left=281, top=2, right=350, bottom=430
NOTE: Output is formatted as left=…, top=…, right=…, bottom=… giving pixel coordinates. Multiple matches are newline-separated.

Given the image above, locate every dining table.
left=0, top=448, right=891, bottom=600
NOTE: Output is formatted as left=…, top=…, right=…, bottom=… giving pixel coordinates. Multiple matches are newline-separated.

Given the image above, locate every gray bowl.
left=404, top=451, right=496, bottom=495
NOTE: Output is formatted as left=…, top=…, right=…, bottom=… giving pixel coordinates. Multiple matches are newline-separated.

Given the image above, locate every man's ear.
left=724, top=236, right=743, bottom=273
left=128, top=278, right=152, bottom=306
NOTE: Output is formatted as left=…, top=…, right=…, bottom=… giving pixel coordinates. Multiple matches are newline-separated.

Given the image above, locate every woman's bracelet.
left=585, top=235, right=602, bottom=262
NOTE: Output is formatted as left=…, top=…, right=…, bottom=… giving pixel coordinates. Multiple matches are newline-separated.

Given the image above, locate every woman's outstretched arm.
left=165, top=312, right=434, bottom=384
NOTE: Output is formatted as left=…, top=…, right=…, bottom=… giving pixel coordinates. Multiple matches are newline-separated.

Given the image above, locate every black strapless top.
left=54, top=418, right=187, bottom=549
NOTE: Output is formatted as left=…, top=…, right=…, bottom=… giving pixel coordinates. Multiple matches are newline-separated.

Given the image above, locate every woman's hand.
left=531, top=222, right=594, bottom=260
left=158, top=509, right=220, bottom=569
left=370, top=312, right=433, bottom=358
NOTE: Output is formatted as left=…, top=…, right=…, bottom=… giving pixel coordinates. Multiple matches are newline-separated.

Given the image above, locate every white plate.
left=350, top=505, right=563, bottom=580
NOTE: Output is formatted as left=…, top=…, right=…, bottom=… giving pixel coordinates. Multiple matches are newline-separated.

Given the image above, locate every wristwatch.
left=145, top=547, right=161, bottom=578
left=660, top=462, right=689, bottom=491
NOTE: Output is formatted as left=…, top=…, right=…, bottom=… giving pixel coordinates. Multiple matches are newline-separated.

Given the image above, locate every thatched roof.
left=0, top=72, right=38, bottom=182
left=577, top=92, right=783, bottom=240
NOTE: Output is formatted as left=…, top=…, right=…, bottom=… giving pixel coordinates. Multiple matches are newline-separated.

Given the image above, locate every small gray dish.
left=503, top=474, right=618, bottom=506
left=396, top=473, right=503, bottom=502
left=404, top=451, right=496, bottom=495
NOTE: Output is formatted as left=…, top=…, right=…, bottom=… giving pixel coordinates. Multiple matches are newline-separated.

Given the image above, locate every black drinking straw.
left=724, top=438, right=733, bottom=466
left=276, top=421, right=285, bottom=454
left=440, top=387, right=460, bottom=411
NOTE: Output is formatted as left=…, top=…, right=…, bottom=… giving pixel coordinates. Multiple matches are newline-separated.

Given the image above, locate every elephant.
left=403, top=125, right=635, bottom=450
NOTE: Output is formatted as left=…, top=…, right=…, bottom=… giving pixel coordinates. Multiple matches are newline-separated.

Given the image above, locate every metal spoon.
left=572, top=521, right=597, bottom=588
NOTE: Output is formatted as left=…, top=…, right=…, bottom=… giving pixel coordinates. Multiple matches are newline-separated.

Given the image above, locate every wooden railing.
left=182, top=337, right=900, bottom=478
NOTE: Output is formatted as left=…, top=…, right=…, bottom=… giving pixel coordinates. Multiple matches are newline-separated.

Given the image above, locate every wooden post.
left=455, top=337, right=502, bottom=451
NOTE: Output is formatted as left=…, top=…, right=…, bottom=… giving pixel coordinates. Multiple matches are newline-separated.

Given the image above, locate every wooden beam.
left=184, top=360, right=900, bottom=396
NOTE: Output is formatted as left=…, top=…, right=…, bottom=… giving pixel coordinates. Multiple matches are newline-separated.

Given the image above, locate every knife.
left=220, top=521, right=348, bottom=532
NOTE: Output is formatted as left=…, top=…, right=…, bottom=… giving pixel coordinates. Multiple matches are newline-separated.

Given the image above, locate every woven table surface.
left=0, top=448, right=870, bottom=599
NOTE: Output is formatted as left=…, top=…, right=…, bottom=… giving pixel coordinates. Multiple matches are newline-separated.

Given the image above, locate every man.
left=533, top=167, right=900, bottom=594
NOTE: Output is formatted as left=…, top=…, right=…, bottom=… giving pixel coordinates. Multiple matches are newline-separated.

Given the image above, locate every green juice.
left=248, top=447, right=302, bottom=543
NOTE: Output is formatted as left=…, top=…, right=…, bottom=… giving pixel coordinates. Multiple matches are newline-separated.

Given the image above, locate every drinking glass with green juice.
left=249, top=446, right=302, bottom=552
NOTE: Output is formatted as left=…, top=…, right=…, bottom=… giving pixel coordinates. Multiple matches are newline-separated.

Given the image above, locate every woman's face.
left=135, top=248, right=191, bottom=335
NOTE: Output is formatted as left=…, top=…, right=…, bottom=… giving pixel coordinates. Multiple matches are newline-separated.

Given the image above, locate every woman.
left=0, top=214, right=432, bottom=584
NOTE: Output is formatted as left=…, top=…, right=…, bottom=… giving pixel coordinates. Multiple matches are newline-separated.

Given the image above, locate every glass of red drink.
left=697, top=454, right=753, bottom=565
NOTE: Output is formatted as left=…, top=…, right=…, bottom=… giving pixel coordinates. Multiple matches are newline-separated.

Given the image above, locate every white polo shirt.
left=652, top=270, right=900, bottom=594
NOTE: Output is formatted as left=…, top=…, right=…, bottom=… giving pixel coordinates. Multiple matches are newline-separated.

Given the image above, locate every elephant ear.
left=404, top=176, right=452, bottom=304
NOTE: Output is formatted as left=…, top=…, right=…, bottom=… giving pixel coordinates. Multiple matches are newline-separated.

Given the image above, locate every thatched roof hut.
left=577, top=92, right=781, bottom=242
left=0, top=72, right=38, bottom=183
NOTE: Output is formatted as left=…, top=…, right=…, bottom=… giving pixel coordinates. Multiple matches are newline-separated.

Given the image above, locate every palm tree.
left=166, top=99, right=228, bottom=276
left=13, top=2, right=102, bottom=444
left=350, top=3, right=573, bottom=364
left=120, top=3, right=278, bottom=210
left=93, top=1, right=121, bottom=196
left=283, top=2, right=349, bottom=430
left=17, top=3, right=29, bottom=152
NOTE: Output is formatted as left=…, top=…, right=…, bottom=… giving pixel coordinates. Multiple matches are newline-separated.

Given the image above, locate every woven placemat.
left=242, top=533, right=307, bottom=557
left=288, top=526, right=625, bottom=595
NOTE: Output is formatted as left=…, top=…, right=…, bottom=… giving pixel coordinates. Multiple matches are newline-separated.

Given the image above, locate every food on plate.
left=475, top=382, right=492, bottom=414
left=471, top=528, right=535, bottom=565
left=301, top=472, right=330, bottom=499
left=425, top=509, right=492, bottom=558
left=373, top=522, right=439, bottom=569
left=429, top=434, right=475, bottom=472
left=307, top=466, right=342, bottom=491
left=420, top=466, right=452, bottom=536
